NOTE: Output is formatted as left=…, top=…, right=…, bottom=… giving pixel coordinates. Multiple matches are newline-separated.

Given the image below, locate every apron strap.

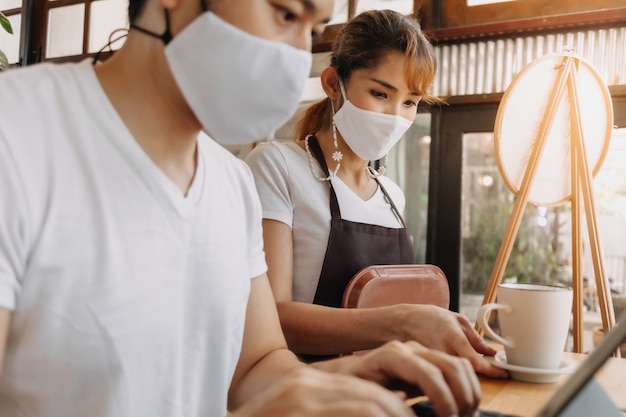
left=308, top=134, right=408, bottom=228
left=375, top=178, right=408, bottom=229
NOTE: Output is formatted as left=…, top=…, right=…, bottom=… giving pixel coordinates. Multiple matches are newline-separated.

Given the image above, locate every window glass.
left=88, top=0, right=129, bottom=53
left=466, top=0, right=518, bottom=5
left=47, top=4, right=85, bottom=58
left=387, top=113, right=431, bottom=262
left=328, top=0, right=414, bottom=25
left=328, top=0, right=348, bottom=25
left=300, top=77, right=324, bottom=103
left=357, top=0, right=413, bottom=16
left=591, top=128, right=626, bottom=295
left=0, top=0, right=20, bottom=9
left=460, top=128, right=626, bottom=352
left=0, top=13, right=19, bottom=64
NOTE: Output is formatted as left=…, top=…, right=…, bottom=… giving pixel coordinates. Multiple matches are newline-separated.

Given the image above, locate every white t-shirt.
left=245, top=141, right=405, bottom=304
left=0, top=60, right=267, bottom=417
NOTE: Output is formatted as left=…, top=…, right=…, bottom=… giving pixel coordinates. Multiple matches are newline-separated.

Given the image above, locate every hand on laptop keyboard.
left=411, top=400, right=519, bottom=417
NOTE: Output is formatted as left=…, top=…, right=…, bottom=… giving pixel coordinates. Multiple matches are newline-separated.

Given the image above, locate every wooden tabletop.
left=478, top=352, right=626, bottom=416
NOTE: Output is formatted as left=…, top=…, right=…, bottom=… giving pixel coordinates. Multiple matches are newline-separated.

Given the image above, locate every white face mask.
left=333, top=80, right=413, bottom=161
left=164, top=12, right=312, bottom=145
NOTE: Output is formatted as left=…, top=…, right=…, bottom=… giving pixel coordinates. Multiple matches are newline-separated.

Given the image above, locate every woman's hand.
left=390, top=304, right=508, bottom=378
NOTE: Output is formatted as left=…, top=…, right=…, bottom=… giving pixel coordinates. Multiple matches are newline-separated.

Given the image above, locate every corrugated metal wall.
left=432, top=27, right=626, bottom=97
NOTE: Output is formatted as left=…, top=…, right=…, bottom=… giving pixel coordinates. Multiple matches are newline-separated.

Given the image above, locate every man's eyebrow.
left=298, top=0, right=317, bottom=11
left=297, top=0, right=332, bottom=23
left=371, top=78, right=421, bottom=96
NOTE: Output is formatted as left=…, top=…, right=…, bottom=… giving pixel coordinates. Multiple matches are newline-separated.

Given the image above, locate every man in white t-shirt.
left=0, top=0, right=483, bottom=416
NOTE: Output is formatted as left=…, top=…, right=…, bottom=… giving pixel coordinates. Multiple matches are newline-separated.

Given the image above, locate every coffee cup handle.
left=476, top=303, right=516, bottom=348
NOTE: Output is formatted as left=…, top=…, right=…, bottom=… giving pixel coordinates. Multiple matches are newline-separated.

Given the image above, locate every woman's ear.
left=320, top=67, right=341, bottom=101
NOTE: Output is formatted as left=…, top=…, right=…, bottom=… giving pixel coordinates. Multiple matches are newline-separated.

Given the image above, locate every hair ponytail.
left=295, top=98, right=332, bottom=141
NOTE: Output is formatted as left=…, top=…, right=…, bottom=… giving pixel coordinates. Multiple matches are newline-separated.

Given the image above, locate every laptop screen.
left=535, top=310, right=626, bottom=417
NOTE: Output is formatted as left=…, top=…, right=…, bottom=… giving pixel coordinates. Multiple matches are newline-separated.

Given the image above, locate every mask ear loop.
left=337, top=78, right=348, bottom=105
left=331, top=77, right=345, bottom=155
left=128, top=8, right=172, bottom=44
left=92, top=27, right=129, bottom=65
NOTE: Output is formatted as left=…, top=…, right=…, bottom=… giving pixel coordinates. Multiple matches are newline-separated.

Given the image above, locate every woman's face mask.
left=333, top=79, right=414, bottom=161
left=165, top=12, right=312, bottom=144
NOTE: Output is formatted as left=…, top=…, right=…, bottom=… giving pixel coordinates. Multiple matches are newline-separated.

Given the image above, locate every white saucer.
left=486, top=351, right=578, bottom=383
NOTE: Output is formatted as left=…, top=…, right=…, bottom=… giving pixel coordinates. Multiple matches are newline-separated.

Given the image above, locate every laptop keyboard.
left=411, top=400, right=519, bottom=417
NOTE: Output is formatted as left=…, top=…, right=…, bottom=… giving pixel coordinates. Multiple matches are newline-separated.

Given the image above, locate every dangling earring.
left=329, top=99, right=343, bottom=165
left=305, top=99, right=343, bottom=182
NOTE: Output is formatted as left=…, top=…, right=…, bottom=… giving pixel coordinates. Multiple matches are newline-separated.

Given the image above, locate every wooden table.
left=477, top=353, right=626, bottom=416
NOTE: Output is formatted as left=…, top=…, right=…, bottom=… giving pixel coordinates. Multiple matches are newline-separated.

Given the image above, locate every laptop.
left=412, top=309, right=626, bottom=417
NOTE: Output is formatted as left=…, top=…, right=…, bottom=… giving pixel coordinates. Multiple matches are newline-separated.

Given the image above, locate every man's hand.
left=315, top=340, right=483, bottom=417
left=231, top=366, right=415, bottom=417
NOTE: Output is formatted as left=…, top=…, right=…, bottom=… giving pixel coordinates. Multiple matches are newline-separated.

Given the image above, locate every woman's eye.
left=371, top=90, right=387, bottom=99
left=405, top=97, right=422, bottom=108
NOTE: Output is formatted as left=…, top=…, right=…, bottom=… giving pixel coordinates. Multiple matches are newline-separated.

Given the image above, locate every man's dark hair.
left=129, top=0, right=209, bottom=23
left=128, top=0, right=148, bottom=23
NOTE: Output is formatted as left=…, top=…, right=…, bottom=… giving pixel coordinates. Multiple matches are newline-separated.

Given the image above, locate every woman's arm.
left=263, top=218, right=400, bottom=355
left=263, top=219, right=508, bottom=377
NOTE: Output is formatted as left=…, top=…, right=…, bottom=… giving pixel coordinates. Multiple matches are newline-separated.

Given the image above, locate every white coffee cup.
left=476, top=283, right=573, bottom=370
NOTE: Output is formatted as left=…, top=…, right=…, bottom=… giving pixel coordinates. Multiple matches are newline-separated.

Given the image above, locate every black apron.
left=308, top=135, right=416, bottom=309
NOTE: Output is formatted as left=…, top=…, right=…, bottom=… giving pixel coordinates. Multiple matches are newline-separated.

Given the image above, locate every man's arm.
left=227, top=275, right=416, bottom=417
left=0, top=308, right=11, bottom=374
left=228, top=274, right=300, bottom=407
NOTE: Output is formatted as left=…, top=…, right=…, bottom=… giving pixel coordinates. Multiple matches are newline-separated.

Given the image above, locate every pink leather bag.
left=342, top=264, right=450, bottom=309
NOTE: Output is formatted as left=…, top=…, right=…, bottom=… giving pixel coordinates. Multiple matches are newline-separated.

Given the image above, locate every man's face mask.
left=133, top=11, right=312, bottom=145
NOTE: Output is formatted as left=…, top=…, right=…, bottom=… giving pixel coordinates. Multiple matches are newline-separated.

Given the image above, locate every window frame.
left=312, top=1, right=626, bottom=51
left=20, top=0, right=127, bottom=65
left=427, top=0, right=626, bottom=42
left=426, top=95, right=626, bottom=312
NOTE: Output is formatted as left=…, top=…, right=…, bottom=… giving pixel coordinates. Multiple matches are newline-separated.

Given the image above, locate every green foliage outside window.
left=0, top=11, right=13, bottom=71
left=462, top=189, right=566, bottom=294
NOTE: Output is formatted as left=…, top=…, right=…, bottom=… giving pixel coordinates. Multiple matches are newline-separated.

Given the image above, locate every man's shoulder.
left=0, top=60, right=86, bottom=91
left=0, top=61, right=91, bottom=114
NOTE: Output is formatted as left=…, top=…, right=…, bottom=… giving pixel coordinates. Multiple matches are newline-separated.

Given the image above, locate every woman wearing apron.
left=246, top=10, right=505, bottom=377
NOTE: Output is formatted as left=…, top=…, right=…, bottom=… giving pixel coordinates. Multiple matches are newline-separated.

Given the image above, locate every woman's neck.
left=309, top=130, right=377, bottom=198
